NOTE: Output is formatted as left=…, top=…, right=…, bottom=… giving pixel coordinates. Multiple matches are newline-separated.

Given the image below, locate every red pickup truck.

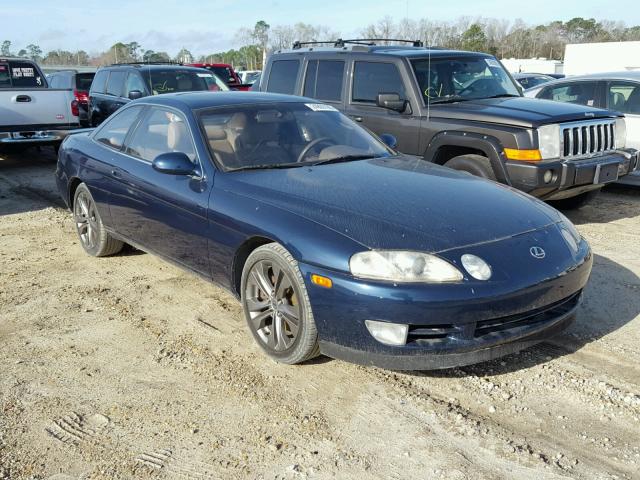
left=187, top=63, right=251, bottom=91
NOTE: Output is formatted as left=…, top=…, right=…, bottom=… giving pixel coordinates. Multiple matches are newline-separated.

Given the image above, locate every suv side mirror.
left=377, top=93, right=407, bottom=113
left=128, top=90, right=143, bottom=100
left=152, top=152, right=196, bottom=175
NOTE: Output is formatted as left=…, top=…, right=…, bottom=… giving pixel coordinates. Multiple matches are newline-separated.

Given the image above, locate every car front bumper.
left=298, top=227, right=592, bottom=370
left=506, top=149, right=639, bottom=199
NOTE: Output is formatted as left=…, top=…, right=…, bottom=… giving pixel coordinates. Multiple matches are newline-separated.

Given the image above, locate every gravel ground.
left=1, top=147, right=639, bottom=480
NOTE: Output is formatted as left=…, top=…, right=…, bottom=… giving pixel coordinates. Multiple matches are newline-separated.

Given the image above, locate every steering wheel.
left=297, top=137, right=336, bottom=163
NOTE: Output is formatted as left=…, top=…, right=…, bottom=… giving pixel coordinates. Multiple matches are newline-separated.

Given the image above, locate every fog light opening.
left=365, top=320, right=408, bottom=346
left=543, top=169, right=554, bottom=184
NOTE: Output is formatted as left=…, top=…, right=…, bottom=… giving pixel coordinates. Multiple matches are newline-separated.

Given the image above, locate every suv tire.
left=444, top=154, right=496, bottom=181
left=549, top=189, right=600, bottom=210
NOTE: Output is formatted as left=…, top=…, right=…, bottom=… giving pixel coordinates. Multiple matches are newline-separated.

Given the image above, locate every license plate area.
left=593, top=162, right=620, bottom=184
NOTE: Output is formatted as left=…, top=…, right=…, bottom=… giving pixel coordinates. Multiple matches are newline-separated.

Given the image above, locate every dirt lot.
left=0, top=147, right=639, bottom=480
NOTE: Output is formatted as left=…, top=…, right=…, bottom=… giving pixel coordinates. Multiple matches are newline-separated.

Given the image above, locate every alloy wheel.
left=74, top=190, right=99, bottom=250
left=244, top=259, right=301, bottom=352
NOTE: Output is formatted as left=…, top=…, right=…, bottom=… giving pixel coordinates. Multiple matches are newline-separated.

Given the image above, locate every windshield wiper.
left=308, top=154, right=375, bottom=166
left=227, top=163, right=306, bottom=172
left=429, top=96, right=470, bottom=105
left=484, top=93, right=521, bottom=99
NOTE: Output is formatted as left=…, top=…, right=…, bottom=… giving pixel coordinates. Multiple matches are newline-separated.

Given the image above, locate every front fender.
left=207, top=188, right=366, bottom=290
left=425, top=131, right=511, bottom=185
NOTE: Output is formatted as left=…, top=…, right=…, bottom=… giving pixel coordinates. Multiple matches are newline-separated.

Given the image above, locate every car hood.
left=221, top=156, right=562, bottom=253
left=428, top=96, right=619, bottom=128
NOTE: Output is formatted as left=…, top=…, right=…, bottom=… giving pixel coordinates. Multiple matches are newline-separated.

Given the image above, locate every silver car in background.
left=526, top=71, right=640, bottom=186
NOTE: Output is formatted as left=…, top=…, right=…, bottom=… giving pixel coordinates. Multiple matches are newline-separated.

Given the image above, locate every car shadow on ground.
left=0, top=146, right=62, bottom=217
left=400, top=252, right=640, bottom=378
left=559, top=185, right=640, bottom=225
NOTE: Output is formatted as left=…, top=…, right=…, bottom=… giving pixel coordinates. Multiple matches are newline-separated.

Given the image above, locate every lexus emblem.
left=530, top=246, right=546, bottom=259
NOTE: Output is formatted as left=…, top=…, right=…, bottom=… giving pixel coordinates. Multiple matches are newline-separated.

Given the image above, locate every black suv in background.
left=259, top=40, right=638, bottom=208
left=88, top=63, right=229, bottom=126
left=47, top=70, right=95, bottom=127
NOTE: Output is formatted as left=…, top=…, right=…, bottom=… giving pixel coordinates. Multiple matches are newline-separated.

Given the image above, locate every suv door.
left=103, top=70, right=128, bottom=117
left=301, top=58, right=346, bottom=109
left=124, top=71, right=148, bottom=100
left=345, top=60, right=421, bottom=154
left=607, top=80, right=640, bottom=150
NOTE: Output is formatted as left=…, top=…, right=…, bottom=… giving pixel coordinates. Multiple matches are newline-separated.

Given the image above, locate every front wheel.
left=73, top=183, right=123, bottom=257
left=241, top=243, right=320, bottom=364
left=549, top=189, right=601, bottom=210
left=443, top=154, right=496, bottom=181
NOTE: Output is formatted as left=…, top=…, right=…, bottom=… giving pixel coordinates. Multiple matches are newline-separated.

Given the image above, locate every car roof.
left=97, top=64, right=208, bottom=72
left=273, top=45, right=492, bottom=60
left=544, top=71, right=640, bottom=83
left=136, top=91, right=318, bottom=110
left=189, top=63, right=233, bottom=68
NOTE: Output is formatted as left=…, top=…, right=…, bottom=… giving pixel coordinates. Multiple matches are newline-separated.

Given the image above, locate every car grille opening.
left=474, top=292, right=581, bottom=338
left=407, top=324, right=456, bottom=343
left=561, top=121, right=615, bottom=159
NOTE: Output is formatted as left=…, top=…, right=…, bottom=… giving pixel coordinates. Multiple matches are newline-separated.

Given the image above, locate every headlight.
left=615, top=118, right=626, bottom=149
left=460, top=254, right=492, bottom=280
left=349, top=250, right=463, bottom=283
left=537, top=124, right=561, bottom=160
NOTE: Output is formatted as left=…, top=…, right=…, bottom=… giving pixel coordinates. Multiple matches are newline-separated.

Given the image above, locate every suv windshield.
left=146, top=69, right=229, bottom=94
left=200, top=103, right=392, bottom=170
left=412, top=57, right=519, bottom=104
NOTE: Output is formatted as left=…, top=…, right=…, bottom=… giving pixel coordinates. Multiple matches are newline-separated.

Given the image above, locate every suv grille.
left=561, top=120, right=616, bottom=159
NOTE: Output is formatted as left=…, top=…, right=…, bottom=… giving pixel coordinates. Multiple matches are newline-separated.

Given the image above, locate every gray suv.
left=259, top=39, right=639, bottom=208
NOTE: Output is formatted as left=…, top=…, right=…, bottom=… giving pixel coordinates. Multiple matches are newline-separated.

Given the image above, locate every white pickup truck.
left=1, top=57, right=80, bottom=150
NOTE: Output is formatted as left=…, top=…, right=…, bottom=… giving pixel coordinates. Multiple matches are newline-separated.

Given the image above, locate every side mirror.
left=379, top=133, right=398, bottom=149
left=128, top=90, right=143, bottom=100
left=152, top=152, right=196, bottom=175
left=376, top=93, right=406, bottom=113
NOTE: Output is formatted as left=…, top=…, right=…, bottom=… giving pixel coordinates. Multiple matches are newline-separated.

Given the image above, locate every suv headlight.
left=615, top=118, right=626, bottom=148
left=537, top=124, right=561, bottom=160
left=350, top=250, right=463, bottom=283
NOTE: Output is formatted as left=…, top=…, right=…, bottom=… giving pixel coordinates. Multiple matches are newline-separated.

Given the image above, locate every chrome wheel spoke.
left=250, top=309, right=273, bottom=331
left=279, top=304, right=300, bottom=333
left=246, top=297, right=269, bottom=313
left=251, top=262, right=273, bottom=295
left=273, top=314, right=289, bottom=351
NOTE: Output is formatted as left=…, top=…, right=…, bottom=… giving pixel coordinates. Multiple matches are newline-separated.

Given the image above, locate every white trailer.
left=564, top=41, right=640, bottom=76
left=500, top=58, right=563, bottom=75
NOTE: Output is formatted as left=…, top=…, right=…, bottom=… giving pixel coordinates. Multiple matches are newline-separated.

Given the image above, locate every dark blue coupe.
left=56, top=92, right=592, bottom=370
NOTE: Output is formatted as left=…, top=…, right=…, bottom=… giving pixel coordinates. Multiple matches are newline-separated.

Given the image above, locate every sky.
left=1, top=0, right=639, bottom=57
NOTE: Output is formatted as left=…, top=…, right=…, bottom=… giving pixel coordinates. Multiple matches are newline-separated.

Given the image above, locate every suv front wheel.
left=444, top=154, right=496, bottom=181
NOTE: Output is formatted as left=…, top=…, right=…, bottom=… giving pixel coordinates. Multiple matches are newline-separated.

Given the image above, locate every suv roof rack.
left=292, top=38, right=424, bottom=49
left=108, top=61, right=182, bottom=67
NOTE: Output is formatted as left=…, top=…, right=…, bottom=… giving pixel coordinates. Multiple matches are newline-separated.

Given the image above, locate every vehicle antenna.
left=426, top=32, right=431, bottom=122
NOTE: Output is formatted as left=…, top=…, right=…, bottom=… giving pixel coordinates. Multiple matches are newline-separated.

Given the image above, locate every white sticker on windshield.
left=197, top=73, right=213, bottom=78
left=485, top=58, right=501, bottom=69
left=305, top=103, right=338, bottom=112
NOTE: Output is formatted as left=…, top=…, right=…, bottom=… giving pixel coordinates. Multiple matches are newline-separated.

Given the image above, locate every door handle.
left=350, top=115, right=363, bottom=122
left=15, top=95, right=32, bottom=103
left=111, top=169, right=121, bottom=178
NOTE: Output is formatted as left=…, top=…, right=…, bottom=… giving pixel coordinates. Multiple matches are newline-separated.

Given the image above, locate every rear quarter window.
left=266, top=60, right=300, bottom=94
left=7, top=61, right=45, bottom=88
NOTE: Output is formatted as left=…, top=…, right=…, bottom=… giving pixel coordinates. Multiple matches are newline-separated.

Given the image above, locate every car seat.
left=626, top=87, right=640, bottom=114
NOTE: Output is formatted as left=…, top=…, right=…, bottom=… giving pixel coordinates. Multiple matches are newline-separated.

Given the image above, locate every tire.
left=444, top=154, right=496, bottom=181
left=73, top=183, right=123, bottom=257
left=549, top=189, right=600, bottom=210
left=241, top=243, right=320, bottom=364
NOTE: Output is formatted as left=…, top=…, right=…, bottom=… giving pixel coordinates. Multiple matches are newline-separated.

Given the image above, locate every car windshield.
left=199, top=102, right=393, bottom=170
left=146, top=69, right=229, bottom=95
left=411, top=57, right=520, bottom=104
left=523, top=75, right=554, bottom=88
left=207, top=66, right=234, bottom=84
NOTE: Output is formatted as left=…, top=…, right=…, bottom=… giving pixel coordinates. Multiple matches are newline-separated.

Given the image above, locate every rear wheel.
left=444, top=154, right=496, bottom=180
left=549, top=189, right=600, bottom=210
left=241, top=243, right=319, bottom=364
left=73, top=183, right=123, bottom=257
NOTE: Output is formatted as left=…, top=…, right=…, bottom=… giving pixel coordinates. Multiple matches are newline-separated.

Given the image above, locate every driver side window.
left=125, top=107, right=196, bottom=163
left=352, top=62, right=406, bottom=103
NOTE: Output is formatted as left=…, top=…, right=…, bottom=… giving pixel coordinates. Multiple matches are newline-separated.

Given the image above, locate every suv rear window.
left=4, top=61, right=45, bottom=88
left=207, top=66, right=233, bottom=84
left=303, top=60, right=344, bottom=102
left=91, top=70, right=109, bottom=94
left=352, top=62, right=405, bottom=103
left=266, top=60, right=300, bottom=95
